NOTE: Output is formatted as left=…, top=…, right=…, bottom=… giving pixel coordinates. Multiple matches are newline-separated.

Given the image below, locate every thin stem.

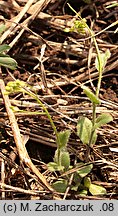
left=67, top=3, right=82, bottom=19
left=24, top=89, right=58, bottom=136
left=88, top=103, right=96, bottom=146
left=93, top=37, right=102, bottom=97
left=88, top=35, right=103, bottom=147
left=23, top=88, right=61, bottom=164
left=86, top=28, right=103, bottom=147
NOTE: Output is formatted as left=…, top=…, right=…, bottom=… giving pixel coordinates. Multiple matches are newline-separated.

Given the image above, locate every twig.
left=0, top=183, right=44, bottom=196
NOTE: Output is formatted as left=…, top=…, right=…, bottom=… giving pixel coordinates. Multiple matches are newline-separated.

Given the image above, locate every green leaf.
left=95, top=49, right=111, bottom=73
left=84, top=177, right=91, bottom=188
left=77, top=117, right=97, bottom=145
left=77, top=164, right=93, bottom=178
left=52, top=180, right=68, bottom=193
left=78, top=189, right=88, bottom=196
left=73, top=172, right=82, bottom=184
left=0, top=44, right=10, bottom=53
left=60, top=151, right=70, bottom=169
left=0, top=24, right=6, bottom=35
left=104, top=49, right=111, bottom=63
left=58, top=130, right=71, bottom=149
left=72, top=173, right=82, bottom=191
left=89, top=183, right=107, bottom=195
left=54, top=149, right=59, bottom=164
left=0, top=53, right=10, bottom=57
left=81, top=85, right=100, bottom=104
left=47, top=162, right=64, bottom=172
left=71, top=185, right=79, bottom=191
left=54, top=149, right=70, bottom=170
left=95, top=113, right=113, bottom=129
left=0, top=57, right=17, bottom=70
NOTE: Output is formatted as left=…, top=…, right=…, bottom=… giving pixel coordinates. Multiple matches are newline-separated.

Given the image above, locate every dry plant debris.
left=0, top=0, right=118, bottom=200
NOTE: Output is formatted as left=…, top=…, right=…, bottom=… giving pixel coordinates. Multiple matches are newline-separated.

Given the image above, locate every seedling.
left=48, top=4, right=113, bottom=194
left=4, top=6, right=111, bottom=195
left=66, top=4, right=113, bottom=149
left=5, top=78, right=107, bottom=195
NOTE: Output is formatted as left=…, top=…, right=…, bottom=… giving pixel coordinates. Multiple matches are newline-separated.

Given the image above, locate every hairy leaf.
left=60, top=151, right=70, bottom=169
left=81, top=85, right=100, bottom=104
left=95, top=113, right=113, bottom=129
left=58, top=130, right=71, bottom=149
left=77, top=117, right=97, bottom=145
left=77, top=164, right=93, bottom=178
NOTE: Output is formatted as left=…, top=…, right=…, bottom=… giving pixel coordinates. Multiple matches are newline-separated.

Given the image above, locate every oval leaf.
left=77, top=117, right=97, bottom=145
left=84, top=177, right=91, bottom=188
left=81, top=85, right=100, bottom=104
left=0, top=57, right=17, bottom=70
left=52, top=180, right=67, bottom=193
left=60, top=151, right=70, bottom=169
left=77, top=164, right=93, bottom=178
left=89, top=183, right=107, bottom=195
left=95, top=113, right=113, bottom=129
left=58, top=130, right=71, bottom=149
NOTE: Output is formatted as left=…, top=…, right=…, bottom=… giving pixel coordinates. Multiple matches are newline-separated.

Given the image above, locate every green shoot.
left=66, top=4, right=113, bottom=148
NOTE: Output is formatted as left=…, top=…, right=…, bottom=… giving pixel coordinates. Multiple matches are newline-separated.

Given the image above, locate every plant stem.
left=88, top=35, right=103, bottom=147
left=93, top=37, right=102, bottom=97
left=88, top=103, right=96, bottom=146
left=23, top=88, right=61, bottom=150
left=86, top=30, right=102, bottom=147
